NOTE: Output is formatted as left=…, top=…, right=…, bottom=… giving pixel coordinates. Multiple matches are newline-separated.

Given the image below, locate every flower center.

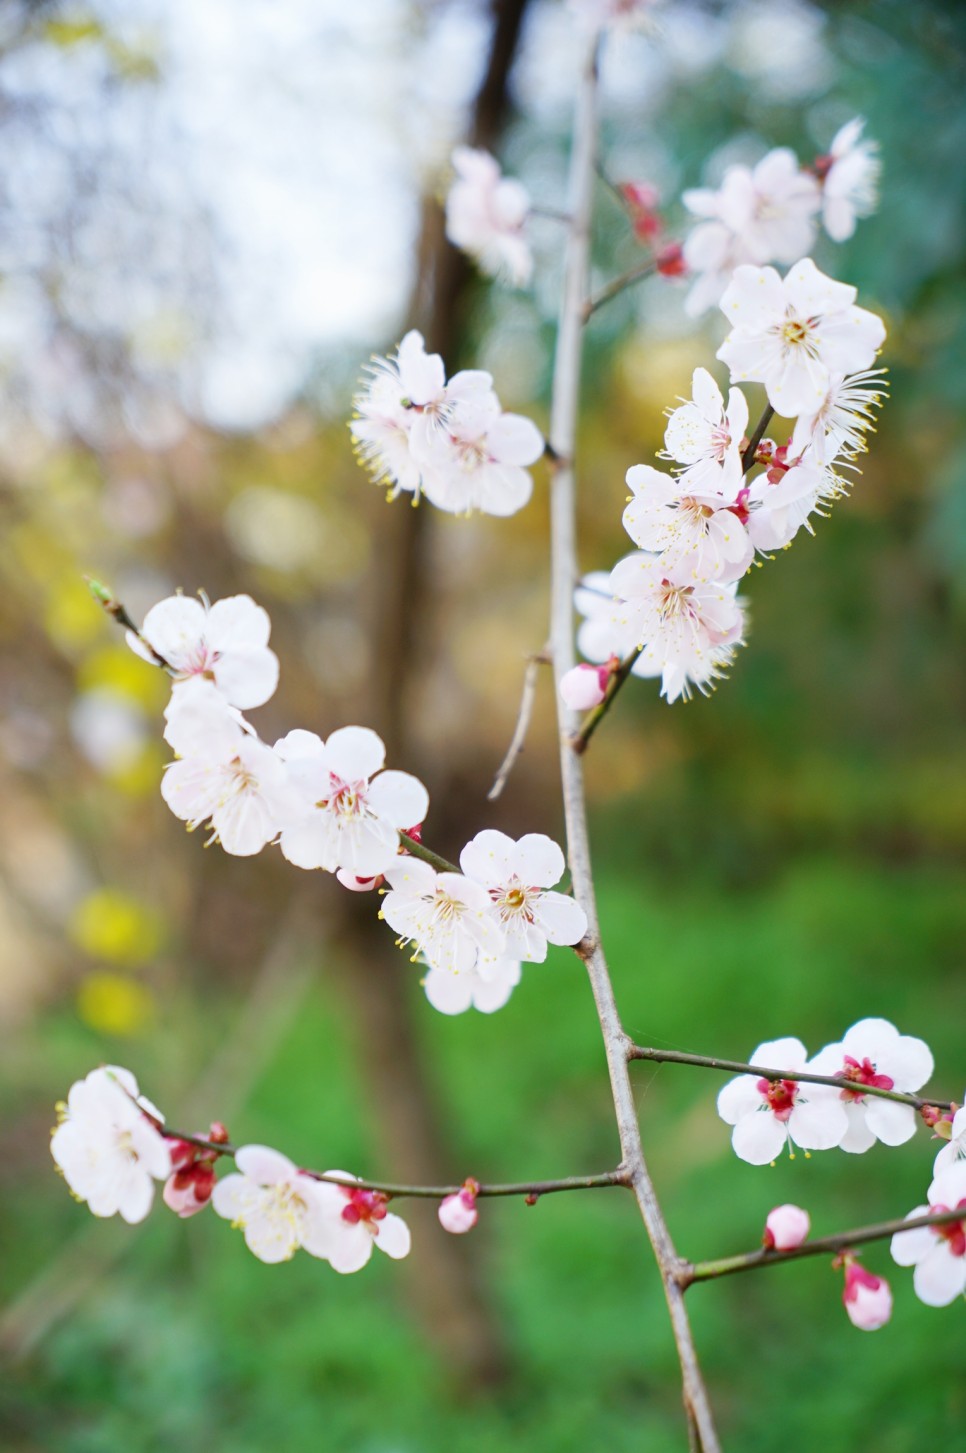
left=431, top=889, right=465, bottom=925
left=320, top=775, right=368, bottom=819
left=341, top=1187, right=388, bottom=1228
left=454, top=435, right=489, bottom=471
left=492, top=881, right=535, bottom=922
left=779, top=315, right=815, bottom=351
left=677, top=496, right=715, bottom=526
left=709, top=424, right=731, bottom=461
left=930, top=1200, right=966, bottom=1257
left=837, top=1055, right=894, bottom=1103
left=758, top=1077, right=799, bottom=1121
left=657, top=581, right=695, bottom=622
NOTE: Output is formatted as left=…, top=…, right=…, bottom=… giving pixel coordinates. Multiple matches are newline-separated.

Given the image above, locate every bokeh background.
left=1, top=1, right=964, bottom=1448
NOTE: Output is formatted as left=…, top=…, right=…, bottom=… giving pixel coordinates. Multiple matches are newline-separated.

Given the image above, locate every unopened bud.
left=763, top=1203, right=810, bottom=1251
left=438, top=1178, right=480, bottom=1235
left=336, top=868, right=384, bottom=892
left=841, top=1257, right=893, bottom=1331
left=655, top=242, right=687, bottom=278
left=560, top=663, right=609, bottom=711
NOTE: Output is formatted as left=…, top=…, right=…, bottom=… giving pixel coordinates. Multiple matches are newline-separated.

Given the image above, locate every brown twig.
left=571, top=644, right=645, bottom=754
left=583, top=257, right=658, bottom=320
left=740, top=403, right=774, bottom=473
left=488, top=647, right=551, bottom=800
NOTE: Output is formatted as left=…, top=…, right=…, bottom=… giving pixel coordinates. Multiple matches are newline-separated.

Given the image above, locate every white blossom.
left=789, top=369, right=888, bottom=466
left=422, top=955, right=522, bottom=1016
left=445, top=147, right=532, bottom=287
left=128, top=593, right=279, bottom=710
left=808, top=1017, right=934, bottom=1154
left=716, top=258, right=886, bottom=417
left=891, top=1162, right=966, bottom=1307
left=414, top=394, right=544, bottom=517
left=162, top=680, right=300, bottom=857
left=820, top=118, right=880, bottom=243
left=275, top=726, right=428, bottom=877
left=211, top=1145, right=334, bottom=1264
left=623, top=465, right=753, bottom=585
left=51, top=1066, right=170, bottom=1224
left=842, top=1260, right=893, bottom=1330
left=716, top=1037, right=848, bottom=1165
left=459, top=830, right=587, bottom=962
left=574, top=568, right=662, bottom=684
left=608, top=552, right=746, bottom=703
left=381, top=858, right=505, bottom=975
left=311, top=1174, right=411, bottom=1273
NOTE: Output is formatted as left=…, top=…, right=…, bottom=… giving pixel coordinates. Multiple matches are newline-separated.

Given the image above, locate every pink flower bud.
left=655, top=241, right=687, bottom=277
left=559, top=664, right=608, bottom=711
left=763, top=1203, right=810, bottom=1251
left=163, top=1163, right=216, bottom=1218
left=335, top=868, right=384, bottom=892
left=842, top=1260, right=893, bottom=1331
left=438, top=1180, right=479, bottom=1235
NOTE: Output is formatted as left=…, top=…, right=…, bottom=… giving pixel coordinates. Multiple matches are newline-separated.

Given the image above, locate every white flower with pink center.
left=128, top=592, right=279, bottom=710
left=842, top=1259, right=893, bottom=1330
left=622, top=465, right=753, bottom=585
left=51, top=1066, right=171, bottom=1224
left=607, top=552, right=746, bottom=703
left=716, top=1037, right=848, bottom=1165
left=459, top=830, right=587, bottom=963
left=891, top=1162, right=966, bottom=1307
left=381, top=858, right=505, bottom=975
left=275, top=726, right=428, bottom=878
left=682, top=219, right=756, bottom=320
left=350, top=330, right=494, bottom=498
left=739, top=449, right=833, bottom=554
left=817, top=118, right=880, bottom=244
left=312, top=1174, right=411, bottom=1273
left=934, top=1098, right=966, bottom=1176
left=808, top=1017, right=934, bottom=1154
left=684, top=149, right=820, bottom=268
left=413, top=395, right=544, bottom=517
left=211, top=1145, right=334, bottom=1264
left=445, top=147, right=532, bottom=288
left=573, top=567, right=663, bottom=685
left=662, top=368, right=749, bottom=484
left=162, top=681, right=300, bottom=857
left=559, top=662, right=610, bottom=711
left=716, top=258, right=886, bottom=417
left=422, top=954, right=522, bottom=1016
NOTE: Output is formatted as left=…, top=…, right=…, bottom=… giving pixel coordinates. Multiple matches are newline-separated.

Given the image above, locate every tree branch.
left=740, top=403, right=774, bottom=473
left=548, top=36, right=721, bottom=1453
left=583, top=257, right=657, bottom=320
left=488, top=647, right=550, bottom=800
left=685, top=1206, right=965, bottom=1285
left=627, top=1043, right=954, bottom=1113
left=571, top=644, right=644, bottom=754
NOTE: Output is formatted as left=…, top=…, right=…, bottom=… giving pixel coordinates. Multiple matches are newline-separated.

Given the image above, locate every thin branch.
left=488, top=647, right=551, bottom=800
left=87, top=576, right=171, bottom=668
left=583, top=257, right=657, bottom=320
left=396, top=832, right=459, bottom=875
left=685, top=1206, right=966, bottom=1285
left=162, top=1129, right=629, bottom=1201
left=627, top=1043, right=954, bottom=1113
left=740, top=403, right=774, bottom=473
left=529, top=204, right=572, bottom=224
left=548, top=37, right=721, bottom=1453
left=571, top=644, right=644, bottom=754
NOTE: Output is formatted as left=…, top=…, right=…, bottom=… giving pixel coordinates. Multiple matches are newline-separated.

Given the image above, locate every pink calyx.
left=341, top=1186, right=389, bottom=1228
left=837, top=1055, right=894, bottom=1103
left=930, top=1200, right=966, bottom=1258
left=758, top=1077, right=798, bottom=1121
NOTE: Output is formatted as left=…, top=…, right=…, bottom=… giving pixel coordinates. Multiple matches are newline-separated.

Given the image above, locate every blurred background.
left=1, top=0, right=964, bottom=1448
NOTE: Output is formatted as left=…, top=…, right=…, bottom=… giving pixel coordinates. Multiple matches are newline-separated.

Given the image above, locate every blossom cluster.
left=350, top=328, right=543, bottom=516
left=683, top=122, right=880, bottom=316
left=49, top=1065, right=412, bottom=1270
left=127, top=592, right=587, bottom=1016
left=568, top=256, right=886, bottom=703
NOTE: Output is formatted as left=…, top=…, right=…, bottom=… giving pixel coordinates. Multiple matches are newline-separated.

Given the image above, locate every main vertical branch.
left=547, top=37, right=721, bottom=1453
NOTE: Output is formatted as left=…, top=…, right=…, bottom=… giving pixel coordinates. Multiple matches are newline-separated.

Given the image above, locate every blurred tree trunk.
left=337, top=0, right=533, bottom=1390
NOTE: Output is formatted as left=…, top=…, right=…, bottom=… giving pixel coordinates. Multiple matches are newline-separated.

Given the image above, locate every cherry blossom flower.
left=623, top=465, right=753, bottom=585
left=662, top=368, right=749, bottom=484
left=414, top=395, right=544, bottom=517
left=422, top=954, right=522, bottom=1016
left=891, top=1162, right=966, bottom=1307
left=162, top=681, right=300, bottom=857
left=842, top=1259, right=893, bottom=1330
left=816, top=118, right=881, bottom=243
left=559, top=662, right=610, bottom=711
left=739, top=449, right=833, bottom=554
left=445, top=148, right=532, bottom=287
left=210, top=1145, right=334, bottom=1264
left=128, top=593, right=279, bottom=710
left=682, top=150, right=820, bottom=315
left=381, top=858, right=505, bottom=975
left=716, top=258, right=886, bottom=417
left=439, top=1179, right=479, bottom=1234
left=607, top=552, right=746, bottom=703
left=808, top=1017, right=934, bottom=1154
left=275, top=726, right=428, bottom=877
left=311, top=1174, right=411, bottom=1273
left=459, top=830, right=587, bottom=963
left=789, top=369, right=888, bottom=466
left=933, top=1099, right=966, bottom=1176
left=350, top=330, right=494, bottom=497
left=51, top=1066, right=171, bottom=1224
left=763, top=1203, right=810, bottom=1251
left=716, top=1038, right=848, bottom=1165
left=163, top=1123, right=229, bottom=1219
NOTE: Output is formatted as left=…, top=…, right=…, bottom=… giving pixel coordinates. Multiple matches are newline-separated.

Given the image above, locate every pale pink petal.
left=718, top=265, right=787, bottom=330
left=367, top=770, right=429, bottom=829
left=512, top=833, right=566, bottom=887
left=889, top=1211, right=933, bottom=1266
left=838, top=1102, right=877, bottom=1154
left=459, top=830, right=517, bottom=887
left=533, top=892, right=587, bottom=946
left=235, top=1144, right=298, bottom=1184
left=213, top=649, right=279, bottom=711
left=211, top=1172, right=250, bottom=1221
left=141, top=596, right=207, bottom=668
left=423, top=967, right=476, bottom=1015
left=865, top=1098, right=917, bottom=1147
left=327, top=1222, right=374, bottom=1274
left=913, top=1244, right=966, bottom=1307
left=244, top=1216, right=299, bottom=1265
left=117, top=1174, right=155, bottom=1225
left=471, top=959, right=521, bottom=1012
left=788, top=1096, right=848, bottom=1151
left=487, top=413, right=544, bottom=467
left=205, top=595, right=271, bottom=652
left=323, top=726, right=385, bottom=783
left=717, top=1075, right=761, bottom=1125
left=374, top=1212, right=411, bottom=1259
